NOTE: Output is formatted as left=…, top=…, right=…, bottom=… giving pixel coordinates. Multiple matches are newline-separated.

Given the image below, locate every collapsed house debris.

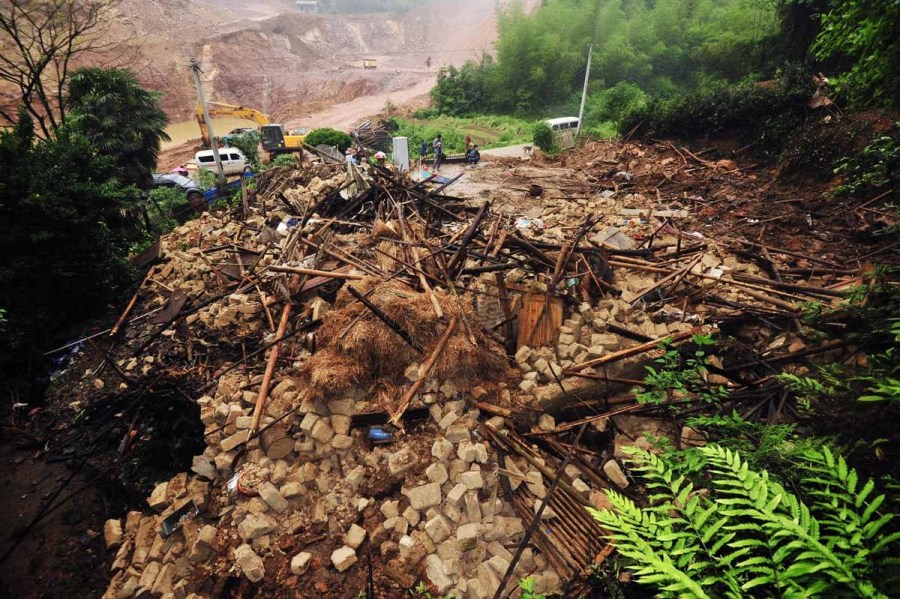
left=36, top=137, right=877, bottom=599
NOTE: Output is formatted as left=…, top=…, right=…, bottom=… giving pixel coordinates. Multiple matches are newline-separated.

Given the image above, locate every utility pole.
left=189, top=59, right=225, bottom=186
left=576, top=43, right=593, bottom=137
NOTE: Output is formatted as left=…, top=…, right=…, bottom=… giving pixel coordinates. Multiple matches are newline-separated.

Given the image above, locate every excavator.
left=195, top=102, right=306, bottom=157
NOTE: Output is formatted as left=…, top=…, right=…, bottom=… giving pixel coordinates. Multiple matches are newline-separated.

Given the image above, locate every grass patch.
left=395, top=114, right=536, bottom=154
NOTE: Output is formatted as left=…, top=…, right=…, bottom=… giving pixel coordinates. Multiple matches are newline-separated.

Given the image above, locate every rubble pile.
left=49, top=145, right=866, bottom=598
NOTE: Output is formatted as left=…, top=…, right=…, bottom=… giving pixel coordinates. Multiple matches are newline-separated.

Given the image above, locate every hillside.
left=108, top=0, right=537, bottom=124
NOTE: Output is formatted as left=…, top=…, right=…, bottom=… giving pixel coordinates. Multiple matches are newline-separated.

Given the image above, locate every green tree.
left=66, top=67, right=170, bottom=188
left=305, top=127, right=353, bottom=152
left=0, top=108, right=136, bottom=395
left=228, top=131, right=262, bottom=172
left=813, top=0, right=899, bottom=107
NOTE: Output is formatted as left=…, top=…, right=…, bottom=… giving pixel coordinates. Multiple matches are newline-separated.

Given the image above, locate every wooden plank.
left=517, top=291, right=562, bottom=349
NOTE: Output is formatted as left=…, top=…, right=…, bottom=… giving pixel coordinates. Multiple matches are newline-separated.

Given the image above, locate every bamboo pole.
left=267, top=265, right=365, bottom=279
left=565, top=329, right=697, bottom=374
left=110, top=267, right=155, bottom=336
left=390, top=316, right=457, bottom=427
left=249, top=273, right=300, bottom=436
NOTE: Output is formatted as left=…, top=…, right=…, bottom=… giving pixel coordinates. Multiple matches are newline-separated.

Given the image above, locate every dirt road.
left=286, top=77, right=436, bottom=131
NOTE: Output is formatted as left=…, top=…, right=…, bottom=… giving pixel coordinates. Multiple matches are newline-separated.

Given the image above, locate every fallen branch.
left=564, top=329, right=697, bottom=374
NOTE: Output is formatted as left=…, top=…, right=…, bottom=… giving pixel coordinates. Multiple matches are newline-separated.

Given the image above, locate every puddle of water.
left=163, top=118, right=260, bottom=149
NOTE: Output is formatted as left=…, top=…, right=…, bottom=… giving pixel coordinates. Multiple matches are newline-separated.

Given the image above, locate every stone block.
left=290, top=552, right=311, bottom=575
left=406, top=483, right=442, bottom=510
left=388, top=448, right=415, bottom=476
left=425, top=515, right=452, bottom=544
left=234, top=544, right=265, bottom=582
left=257, top=482, right=288, bottom=513
left=331, top=546, right=358, bottom=572
left=103, top=519, right=123, bottom=550
left=237, top=513, right=276, bottom=541
left=456, top=522, right=481, bottom=551
left=344, top=523, right=367, bottom=549
left=426, top=462, right=449, bottom=485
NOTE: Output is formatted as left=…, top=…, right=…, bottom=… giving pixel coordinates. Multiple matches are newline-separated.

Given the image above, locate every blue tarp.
left=202, top=172, right=255, bottom=203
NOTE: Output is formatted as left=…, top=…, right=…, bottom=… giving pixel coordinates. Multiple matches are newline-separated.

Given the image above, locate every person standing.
left=420, top=139, right=428, bottom=159
left=464, top=134, right=472, bottom=150
left=432, top=134, right=443, bottom=171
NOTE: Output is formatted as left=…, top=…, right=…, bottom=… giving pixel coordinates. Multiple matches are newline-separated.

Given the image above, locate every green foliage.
left=228, top=132, right=262, bottom=172
left=430, top=58, right=495, bottom=116
left=0, top=107, right=135, bottom=384
left=518, top=576, right=546, bottom=599
left=304, top=128, right=353, bottom=152
left=430, top=0, right=782, bottom=117
left=583, top=81, right=649, bottom=129
left=634, top=334, right=726, bottom=407
left=270, top=154, right=299, bottom=169
left=145, top=186, right=187, bottom=234
left=65, top=67, right=170, bottom=189
left=813, top=0, right=899, bottom=108
left=196, top=168, right=218, bottom=191
left=393, top=115, right=534, bottom=155
left=833, top=125, right=900, bottom=198
left=532, top=122, right=555, bottom=153
left=621, top=63, right=815, bottom=139
left=682, top=411, right=824, bottom=478
left=589, top=444, right=900, bottom=598
left=783, top=269, right=900, bottom=405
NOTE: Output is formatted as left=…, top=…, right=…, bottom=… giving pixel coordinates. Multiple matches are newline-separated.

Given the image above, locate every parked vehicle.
left=194, top=147, right=248, bottom=176
left=545, top=116, right=579, bottom=131
left=151, top=173, right=206, bottom=220
left=222, top=127, right=257, bottom=145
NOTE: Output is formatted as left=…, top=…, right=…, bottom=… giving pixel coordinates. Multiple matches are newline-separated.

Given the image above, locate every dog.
left=523, top=144, right=534, bottom=157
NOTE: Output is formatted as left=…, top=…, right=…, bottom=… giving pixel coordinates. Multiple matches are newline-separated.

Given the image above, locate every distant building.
left=295, top=0, right=318, bottom=12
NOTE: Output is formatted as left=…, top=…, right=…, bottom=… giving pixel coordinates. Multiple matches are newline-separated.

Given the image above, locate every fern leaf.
left=857, top=479, right=876, bottom=508
left=872, top=530, right=900, bottom=553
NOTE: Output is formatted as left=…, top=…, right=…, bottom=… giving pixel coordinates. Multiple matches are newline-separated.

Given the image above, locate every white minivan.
left=546, top=117, right=580, bottom=131
left=194, top=148, right=248, bottom=176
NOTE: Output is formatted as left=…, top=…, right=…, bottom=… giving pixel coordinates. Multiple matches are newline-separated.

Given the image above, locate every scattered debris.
left=32, top=137, right=876, bottom=598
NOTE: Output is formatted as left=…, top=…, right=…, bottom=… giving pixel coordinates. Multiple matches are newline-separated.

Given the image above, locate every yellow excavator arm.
left=195, top=101, right=305, bottom=155
left=195, top=102, right=272, bottom=147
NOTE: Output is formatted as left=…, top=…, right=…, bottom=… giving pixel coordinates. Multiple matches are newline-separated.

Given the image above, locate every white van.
left=546, top=117, right=579, bottom=131
left=194, top=147, right=248, bottom=176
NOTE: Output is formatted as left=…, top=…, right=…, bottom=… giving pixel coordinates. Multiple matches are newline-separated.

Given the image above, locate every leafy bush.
left=532, top=122, right=555, bottom=152
left=430, top=59, right=495, bottom=116
left=304, top=128, right=352, bottom=152
left=428, top=0, right=782, bottom=116
left=0, top=109, right=135, bottom=393
left=271, top=154, right=298, bottom=168
left=833, top=125, right=900, bottom=198
left=584, top=81, right=649, bottom=128
left=779, top=270, right=900, bottom=406
left=634, top=334, right=726, bottom=407
left=228, top=131, right=261, bottom=172
left=621, top=63, right=815, bottom=139
left=590, top=444, right=900, bottom=598
left=813, top=0, right=899, bottom=108
left=146, top=186, right=185, bottom=232
left=66, top=67, right=170, bottom=189
left=196, top=168, right=218, bottom=191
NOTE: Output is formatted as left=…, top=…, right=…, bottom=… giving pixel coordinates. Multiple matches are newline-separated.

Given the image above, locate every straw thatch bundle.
left=300, top=277, right=509, bottom=403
